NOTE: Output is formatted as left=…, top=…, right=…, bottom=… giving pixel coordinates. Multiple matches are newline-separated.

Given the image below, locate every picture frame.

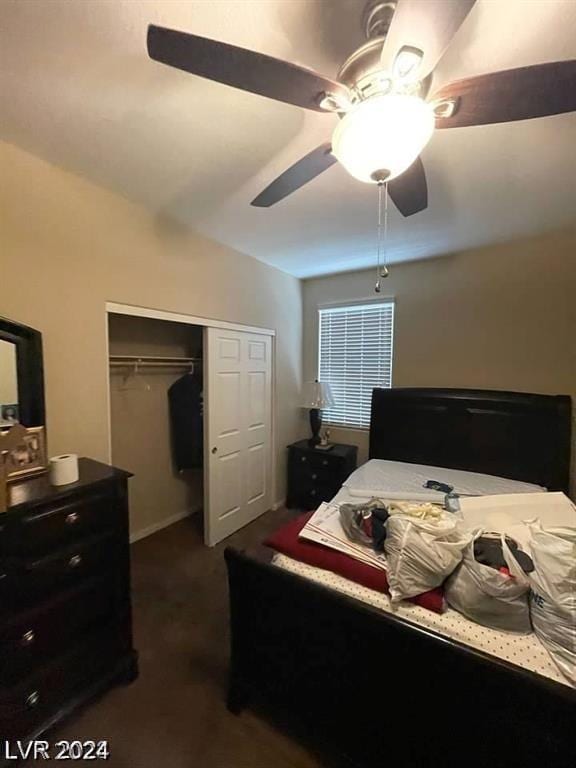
left=1, top=403, right=19, bottom=424
left=0, top=425, right=48, bottom=482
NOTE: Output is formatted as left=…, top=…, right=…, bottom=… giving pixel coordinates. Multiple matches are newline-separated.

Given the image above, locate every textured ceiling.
left=1, top=0, right=575, bottom=277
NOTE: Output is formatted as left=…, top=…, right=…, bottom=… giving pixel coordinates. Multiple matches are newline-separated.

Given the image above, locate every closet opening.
left=107, top=313, right=204, bottom=543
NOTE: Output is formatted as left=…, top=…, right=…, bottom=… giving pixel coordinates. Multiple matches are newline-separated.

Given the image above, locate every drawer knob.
left=322, top=460, right=328, bottom=466
left=65, top=511, right=80, bottom=525
left=69, top=554, right=82, bottom=569
left=26, top=691, right=40, bottom=709
left=311, top=473, right=317, bottom=480
left=21, top=629, right=35, bottom=647
left=310, top=489, right=316, bottom=496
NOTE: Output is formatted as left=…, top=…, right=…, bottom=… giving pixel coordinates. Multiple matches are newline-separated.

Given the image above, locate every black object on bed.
left=225, top=388, right=574, bottom=768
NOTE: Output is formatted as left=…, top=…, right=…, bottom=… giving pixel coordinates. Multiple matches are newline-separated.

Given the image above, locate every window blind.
left=318, top=301, right=394, bottom=429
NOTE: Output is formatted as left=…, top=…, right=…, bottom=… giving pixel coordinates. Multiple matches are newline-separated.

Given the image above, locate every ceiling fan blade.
left=432, top=61, right=576, bottom=128
left=387, top=157, right=428, bottom=216
left=147, top=25, right=349, bottom=113
left=251, top=143, right=337, bottom=207
left=381, top=0, right=476, bottom=79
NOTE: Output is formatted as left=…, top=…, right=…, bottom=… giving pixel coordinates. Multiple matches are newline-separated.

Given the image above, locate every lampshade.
left=301, top=380, right=335, bottom=409
left=332, top=94, right=435, bottom=184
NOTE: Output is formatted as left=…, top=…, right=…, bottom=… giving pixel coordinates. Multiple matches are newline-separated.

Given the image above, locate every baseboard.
left=130, top=508, right=198, bottom=544
left=272, top=498, right=286, bottom=511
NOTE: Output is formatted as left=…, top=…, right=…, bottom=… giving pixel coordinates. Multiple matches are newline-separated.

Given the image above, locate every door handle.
left=211, top=447, right=217, bottom=454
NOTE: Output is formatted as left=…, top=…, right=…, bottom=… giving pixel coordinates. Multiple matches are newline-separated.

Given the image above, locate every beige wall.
left=303, top=229, right=576, bottom=494
left=0, top=141, right=305, bottom=517
left=108, top=314, right=203, bottom=539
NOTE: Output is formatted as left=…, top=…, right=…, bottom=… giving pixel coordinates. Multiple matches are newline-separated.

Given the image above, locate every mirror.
left=0, top=339, right=19, bottom=426
left=0, top=317, right=45, bottom=429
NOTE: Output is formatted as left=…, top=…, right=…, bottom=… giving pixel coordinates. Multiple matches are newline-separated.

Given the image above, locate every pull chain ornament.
left=374, top=181, right=389, bottom=293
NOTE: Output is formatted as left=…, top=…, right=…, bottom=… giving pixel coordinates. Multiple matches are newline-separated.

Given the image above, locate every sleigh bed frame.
left=225, top=388, right=574, bottom=768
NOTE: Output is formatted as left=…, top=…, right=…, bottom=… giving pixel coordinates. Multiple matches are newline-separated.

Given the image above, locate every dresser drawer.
left=15, top=492, right=118, bottom=557
left=0, top=460, right=136, bottom=746
left=0, top=577, right=117, bottom=684
left=0, top=569, right=14, bottom=619
left=20, top=534, right=118, bottom=602
left=0, top=624, right=125, bottom=741
left=0, top=522, right=7, bottom=611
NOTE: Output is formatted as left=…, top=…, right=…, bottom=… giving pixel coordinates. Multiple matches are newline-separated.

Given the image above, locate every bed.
left=224, top=388, right=574, bottom=768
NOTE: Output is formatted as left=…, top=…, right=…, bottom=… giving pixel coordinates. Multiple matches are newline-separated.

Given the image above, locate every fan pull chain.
left=374, top=181, right=390, bottom=293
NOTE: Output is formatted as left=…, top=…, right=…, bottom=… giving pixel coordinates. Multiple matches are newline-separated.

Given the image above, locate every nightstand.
left=286, top=440, right=358, bottom=510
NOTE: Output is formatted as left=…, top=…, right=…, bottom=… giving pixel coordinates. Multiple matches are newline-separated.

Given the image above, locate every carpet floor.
left=25, top=508, right=324, bottom=768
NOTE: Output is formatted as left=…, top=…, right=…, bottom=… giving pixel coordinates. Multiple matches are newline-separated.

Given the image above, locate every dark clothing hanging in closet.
left=168, top=372, right=203, bottom=470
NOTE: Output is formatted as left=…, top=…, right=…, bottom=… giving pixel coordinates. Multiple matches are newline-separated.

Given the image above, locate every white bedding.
left=273, top=463, right=575, bottom=689
left=343, top=459, right=545, bottom=499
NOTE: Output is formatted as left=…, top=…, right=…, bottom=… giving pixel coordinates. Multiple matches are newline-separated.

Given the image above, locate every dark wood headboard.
left=369, top=388, right=571, bottom=493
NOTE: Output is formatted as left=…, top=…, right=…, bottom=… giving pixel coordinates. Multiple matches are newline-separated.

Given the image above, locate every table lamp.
left=301, top=380, right=335, bottom=448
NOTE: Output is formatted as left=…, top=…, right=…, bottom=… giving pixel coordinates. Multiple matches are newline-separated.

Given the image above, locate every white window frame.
left=317, top=299, right=395, bottom=430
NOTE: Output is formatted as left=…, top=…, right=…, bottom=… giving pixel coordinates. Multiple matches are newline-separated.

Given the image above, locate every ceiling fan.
left=147, top=0, right=576, bottom=217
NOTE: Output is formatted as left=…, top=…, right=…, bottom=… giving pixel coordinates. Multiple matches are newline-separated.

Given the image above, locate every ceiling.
left=1, top=0, right=575, bottom=278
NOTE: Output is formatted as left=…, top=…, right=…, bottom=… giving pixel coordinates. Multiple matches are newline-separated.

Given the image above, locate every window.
left=318, top=301, right=394, bottom=429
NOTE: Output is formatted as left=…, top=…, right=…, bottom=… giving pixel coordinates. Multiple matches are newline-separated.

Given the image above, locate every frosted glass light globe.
left=332, top=94, right=435, bottom=183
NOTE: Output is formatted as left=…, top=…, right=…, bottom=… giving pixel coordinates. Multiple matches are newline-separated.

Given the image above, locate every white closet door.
left=204, top=327, right=273, bottom=546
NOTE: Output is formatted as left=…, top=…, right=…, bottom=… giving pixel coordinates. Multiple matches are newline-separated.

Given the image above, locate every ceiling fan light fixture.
left=332, top=94, right=434, bottom=184
left=317, top=90, right=352, bottom=113
left=393, top=46, right=424, bottom=81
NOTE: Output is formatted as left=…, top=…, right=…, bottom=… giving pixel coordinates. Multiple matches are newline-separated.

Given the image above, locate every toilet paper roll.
left=49, top=454, right=79, bottom=486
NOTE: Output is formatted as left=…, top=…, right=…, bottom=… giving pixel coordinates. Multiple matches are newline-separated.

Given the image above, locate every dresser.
left=286, top=440, right=358, bottom=510
left=0, top=459, right=137, bottom=747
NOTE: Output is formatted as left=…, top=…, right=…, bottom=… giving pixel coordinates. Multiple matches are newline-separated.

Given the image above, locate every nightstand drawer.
left=294, top=463, right=334, bottom=485
left=293, top=450, right=342, bottom=472
left=298, top=484, right=340, bottom=510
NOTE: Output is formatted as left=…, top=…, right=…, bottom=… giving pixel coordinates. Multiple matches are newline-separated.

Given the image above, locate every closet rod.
left=109, top=355, right=201, bottom=370
left=109, top=355, right=200, bottom=364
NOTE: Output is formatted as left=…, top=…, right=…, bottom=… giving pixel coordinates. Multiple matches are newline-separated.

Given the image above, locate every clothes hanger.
left=119, top=360, right=151, bottom=392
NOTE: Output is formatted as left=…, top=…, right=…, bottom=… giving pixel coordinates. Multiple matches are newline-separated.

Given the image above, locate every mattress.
left=273, top=462, right=575, bottom=689
left=343, top=459, right=546, bottom=500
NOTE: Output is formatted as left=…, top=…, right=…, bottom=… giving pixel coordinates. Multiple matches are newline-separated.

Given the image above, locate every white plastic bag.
left=445, top=533, right=531, bottom=633
left=384, top=512, right=471, bottom=603
left=524, top=521, right=576, bottom=685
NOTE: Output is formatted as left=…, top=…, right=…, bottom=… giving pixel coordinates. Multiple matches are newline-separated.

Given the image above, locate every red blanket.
left=265, top=512, right=445, bottom=614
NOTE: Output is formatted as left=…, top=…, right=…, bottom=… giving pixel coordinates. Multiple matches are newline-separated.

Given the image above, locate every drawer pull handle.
left=21, top=630, right=35, bottom=647
left=69, top=554, right=82, bottom=569
left=65, top=512, right=80, bottom=525
left=26, top=691, right=40, bottom=709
